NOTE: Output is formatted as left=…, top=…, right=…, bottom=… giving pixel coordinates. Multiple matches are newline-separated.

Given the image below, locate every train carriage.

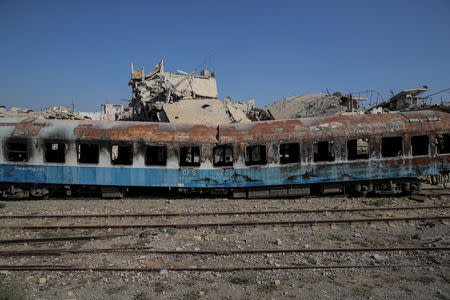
left=0, top=110, right=449, bottom=198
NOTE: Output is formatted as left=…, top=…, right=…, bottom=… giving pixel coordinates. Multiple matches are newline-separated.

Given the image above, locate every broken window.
left=437, top=134, right=450, bottom=154
left=146, top=145, right=167, bottom=166
left=7, top=142, right=28, bottom=162
left=78, top=143, right=99, bottom=164
left=381, top=137, right=403, bottom=157
left=111, top=144, right=133, bottom=165
left=44, top=142, right=66, bottom=163
left=347, top=138, right=369, bottom=160
left=279, top=143, right=300, bottom=164
left=411, top=135, right=429, bottom=156
left=313, top=141, right=335, bottom=162
left=180, top=146, right=200, bottom=167
left=213, top=145, right=233, bottom=167
left=245, top=145, right=267, bottom=165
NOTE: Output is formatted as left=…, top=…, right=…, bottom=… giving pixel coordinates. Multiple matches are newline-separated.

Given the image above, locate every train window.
left=213, top=145, right=233, bottom=167
left=7, top=142, right=28, bottom=162
left=411, top=136, right=429, bottom=156
left=78, top=143, right=99, bottom=164
left=381, top=137, right=403, bottom=157
left=347, top=139, right=369, bottom=160
left=437, top=134, right=450, bottom=154
left=313, top=141, right=335, bottom=162
left=111, top=144, right=133, bottom=165
left=44, top=143, right=66, bottom=163
left=146, top=145, right=166, bottom=166
left=279, top=143, right=300, bottom=164
left=180, top=146, right=200, bottom=167
left=245, top=145, right=267, bottom=165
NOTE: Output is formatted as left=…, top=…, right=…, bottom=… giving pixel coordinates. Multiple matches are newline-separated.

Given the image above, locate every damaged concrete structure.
left=368, top=87, right=428, bottom=113
left=128, top=59, right=219, bottom=121
left=267, top=94, right=352, bottom=120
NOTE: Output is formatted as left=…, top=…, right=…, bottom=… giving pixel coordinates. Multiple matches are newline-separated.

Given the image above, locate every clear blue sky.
left=1, top=0, right=449, bottom=111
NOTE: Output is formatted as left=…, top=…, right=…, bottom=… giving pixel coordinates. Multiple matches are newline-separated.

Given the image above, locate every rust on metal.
left=1, top=205, right=448, bottom=219
left=2, top=215, right=449, bottom=230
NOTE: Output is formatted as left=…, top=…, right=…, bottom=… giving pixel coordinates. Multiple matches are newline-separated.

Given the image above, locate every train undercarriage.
left=0, top=176, right=442, bottom=199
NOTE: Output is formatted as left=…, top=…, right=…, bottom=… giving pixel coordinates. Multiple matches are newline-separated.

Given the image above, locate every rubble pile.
left=128, top=59, right=218, bottom=121
left=267, top=94, right=348, bottom=120
left=0, top=106, right=88, bottom=120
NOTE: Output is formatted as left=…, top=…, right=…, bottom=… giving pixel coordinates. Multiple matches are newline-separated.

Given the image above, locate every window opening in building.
left=180, top=146, right=200, bottom=167
left=213, top=145, right=233, bottom=167
left=245, top=145, right=267, bottom=165
left=146, top=145, right=167, bottom=166
left=7, top=142, right=28, bottom=162
left=279, top=143, right=300, bottom=164
left=45, top=143, right=66, bottom=163
left=78, top=143, right=99, bottom=164
left=111, top=144, right=133, bottom=165
left=347, top=138, right=369, bottom=160
left=381, top=137, right=403, bottom=157
left=411, top=135, right=429, bottom=156
left=437, top=134, right=450, bottom=154
left=313, top=141, right=335, bottom=162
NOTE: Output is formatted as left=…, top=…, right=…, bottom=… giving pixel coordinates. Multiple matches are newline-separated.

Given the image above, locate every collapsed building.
left=267, top=93, right=361, bottom=120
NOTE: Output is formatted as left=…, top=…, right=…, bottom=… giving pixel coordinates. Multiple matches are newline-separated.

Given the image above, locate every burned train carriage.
left=0, top=110, right=449, bottom=198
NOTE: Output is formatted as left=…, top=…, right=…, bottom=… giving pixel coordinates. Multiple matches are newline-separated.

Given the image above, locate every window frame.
left=43, top=141, right=66, bottom=163
left=279, top=143, right=300, bottom=164
left=411, top=135, right=430, bottom=157
left=245, top=144, right=267, bottom=166
left=179, top=146, right=201, bottom=167
left=145, top=145, right=167, bottom=166
left=77, top=142, right=100, bottom=164
left=436, top=134, right=450, bottom=155
left=110, top=142, right=134, bottom=166
left=346, top=138, right=369, bottom=161
left=381, top=136, right=403, bottom=158
left=313, top=140, right=335, bottom=162
left=213, top=144, right=234, bottom=167
left=6, top=140, right=29, bottom=162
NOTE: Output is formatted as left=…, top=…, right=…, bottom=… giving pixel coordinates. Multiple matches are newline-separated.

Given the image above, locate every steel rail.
left=0, top=264, right=446, bottom=272
left=0, top=246, right=448, bottom=257
left=2, top=215, right=449, bottom=230
left=1, top=205, right=448, bottom=219
left=0, top=235, right=126, bottom=245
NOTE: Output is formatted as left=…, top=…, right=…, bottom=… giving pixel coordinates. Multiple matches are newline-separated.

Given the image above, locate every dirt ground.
left=0, top=193, right=448, bottom=300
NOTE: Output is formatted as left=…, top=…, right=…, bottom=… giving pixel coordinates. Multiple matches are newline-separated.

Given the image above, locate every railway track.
left=1, top=205, right=448, bottom=219
left=0, top=246, right=448, bottom=257
left=1, top=264, right=447, bottom=272
left=1, top=215, right=448, bottom=230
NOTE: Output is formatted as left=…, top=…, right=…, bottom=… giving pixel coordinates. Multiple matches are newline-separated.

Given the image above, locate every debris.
left=39, top=277, right=47, bottom=284
left=0, top=106, right=88, bottom=120
left=267, top=94, right=348, bottom=120
left=129, top=59, right=218, bottom=121
left=409, top=195, right=427, bottom=203
left=368, top=87, right=428, bottom=113
left=411, top=233, right=421, bottom=240
left=139, top=232, right=151, bottom=239
left=372, top=254, right=387, bottom=261
left=416, top=222, right=435, bottom=230
left=275, top=239, right=283, bottom=246
left=193, top=235, right=202, bottom=242
left=159, top=269, right=168, bottom=275
left=274, top=280, right=281, bottom=286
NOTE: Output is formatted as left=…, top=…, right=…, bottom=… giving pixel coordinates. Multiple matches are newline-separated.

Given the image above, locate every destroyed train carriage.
left=0, top=110, right=449, bottom=198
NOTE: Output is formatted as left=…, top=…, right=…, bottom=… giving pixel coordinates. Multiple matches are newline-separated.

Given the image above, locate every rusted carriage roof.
left=0, top=119, right=218, bottom=143
left=1, top=110, right=448, bottom=144
left=218, top=110, right=450, bottom=144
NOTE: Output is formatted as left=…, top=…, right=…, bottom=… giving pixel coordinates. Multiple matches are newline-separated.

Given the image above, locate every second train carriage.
left=0, top=110, right=449, bottom=198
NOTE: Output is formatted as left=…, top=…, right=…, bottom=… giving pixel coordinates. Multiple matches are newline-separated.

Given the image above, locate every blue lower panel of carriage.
left=0, top=159, right=441, bottom=188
